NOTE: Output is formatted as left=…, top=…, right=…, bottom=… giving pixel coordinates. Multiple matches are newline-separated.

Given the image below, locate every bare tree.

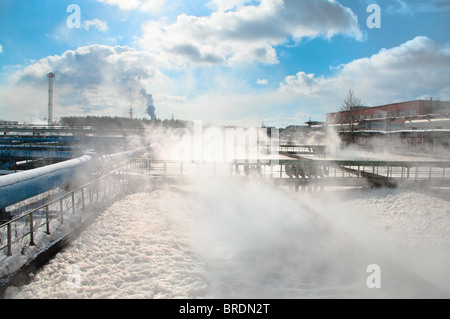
left=340, top=89, right=365, bottom=142
left=341, top=89, right=364, bottom=112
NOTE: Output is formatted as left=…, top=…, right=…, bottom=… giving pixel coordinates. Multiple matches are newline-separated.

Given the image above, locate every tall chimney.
left=47, top=72, right=55, bottom=126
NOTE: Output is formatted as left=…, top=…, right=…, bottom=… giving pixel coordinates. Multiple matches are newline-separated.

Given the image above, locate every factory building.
left=326, top=99, right=450, bottom=154
left=326, top=99, right=450, bottom=131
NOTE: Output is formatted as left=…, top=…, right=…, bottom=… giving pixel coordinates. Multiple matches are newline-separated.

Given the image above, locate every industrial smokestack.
left=140, top=89, right=156, bottom=121
left=47, top=72, right=55, bottom=126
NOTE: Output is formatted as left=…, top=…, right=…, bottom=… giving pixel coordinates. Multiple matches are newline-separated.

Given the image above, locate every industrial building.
left=326, top=99, right=450, bottom=131
left=326, top=99, right=450, bottom=153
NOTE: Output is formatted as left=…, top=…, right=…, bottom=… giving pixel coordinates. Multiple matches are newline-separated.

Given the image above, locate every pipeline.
left=0, top=146, right=151, bottom=212
left=0, top=149, right=79, bottom=161
left=0, top=155, right=93, bottom=212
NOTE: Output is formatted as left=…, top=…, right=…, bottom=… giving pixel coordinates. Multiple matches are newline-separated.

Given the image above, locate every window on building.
left=408, top=109, right=417, bottom=116
left=398, top=110, right=405, bottom=116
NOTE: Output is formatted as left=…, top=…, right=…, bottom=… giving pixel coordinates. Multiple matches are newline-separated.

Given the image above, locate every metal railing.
left=126, top=158, right=450, bottom=185
left=0, top=170, right=127, bottom=257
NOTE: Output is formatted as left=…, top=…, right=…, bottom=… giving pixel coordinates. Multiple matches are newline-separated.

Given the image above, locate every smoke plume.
left=141, top=89, right=156, bottom=121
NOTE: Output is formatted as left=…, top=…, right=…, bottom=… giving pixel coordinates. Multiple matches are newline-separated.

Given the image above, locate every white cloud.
left=257, top=78, right=268, bottom=85
left=279, top=36, right=450, bottom=112
left=0, top=45, right=175, bottom=122
left=174, top=36, right=450, bottom=124
left=83, top=19, right=109, bottom=32
left=135, top=35, right=450, bottom=126
left=0, top=44, right=3, bottom=53
left=139, top=0, right=362, bottom=66
left=167, top=36, right=450, bottom=125
left=207, top=0, right=255, bottom=12
left=96, top=0, right=142, bottom=11
left=96, top=0, right=166, bottom=13
left=139, top=0, right=167, bottom=13
left=3, top=35, right=448, bottom=127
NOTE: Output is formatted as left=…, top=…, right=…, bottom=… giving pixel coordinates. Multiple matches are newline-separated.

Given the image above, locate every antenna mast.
left=129, top=105, right=134, bottom=119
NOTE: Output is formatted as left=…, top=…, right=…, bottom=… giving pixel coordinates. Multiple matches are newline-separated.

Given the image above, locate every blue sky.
left=1, top=0, right=449, bottom=127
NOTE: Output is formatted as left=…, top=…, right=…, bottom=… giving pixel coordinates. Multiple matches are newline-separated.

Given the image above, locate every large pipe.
left=0, top=155, right=93, bottom=211
left=0, top=146, right=151, bottom=211
left=404, top=118, right=450, bottom=129
left=0, top=150, right=79, bottom=161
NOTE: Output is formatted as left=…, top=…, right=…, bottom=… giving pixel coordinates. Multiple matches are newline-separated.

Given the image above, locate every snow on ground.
left=3, top=178, right=450, bottom=299
left=314, top=187, right=450, bottom=295
left=4, top=187, right=210, bottom=299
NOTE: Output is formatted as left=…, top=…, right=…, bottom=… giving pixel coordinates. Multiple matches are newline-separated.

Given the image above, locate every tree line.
left=59, top=116, right=187, bottom=130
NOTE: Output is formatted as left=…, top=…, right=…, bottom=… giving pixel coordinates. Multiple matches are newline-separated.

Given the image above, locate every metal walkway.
left=126, top=158, right=450, bottom=188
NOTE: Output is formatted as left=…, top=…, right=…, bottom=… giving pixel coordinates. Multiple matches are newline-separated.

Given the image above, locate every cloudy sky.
left=0, top=0, right=449, bottom=127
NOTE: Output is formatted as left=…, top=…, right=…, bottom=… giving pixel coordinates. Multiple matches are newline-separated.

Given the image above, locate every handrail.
left=0, top=168, right=127, bottom=257
left=127, top=158, right=450, bottom=182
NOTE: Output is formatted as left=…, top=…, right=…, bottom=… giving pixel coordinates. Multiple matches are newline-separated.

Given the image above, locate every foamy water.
left=4, top=180, right=450, bottom=299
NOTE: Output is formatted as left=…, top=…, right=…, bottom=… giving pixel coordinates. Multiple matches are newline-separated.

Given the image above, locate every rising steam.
left=141, top=89, right=156, bottom=121
left=3, top=127, right=449, bottom=299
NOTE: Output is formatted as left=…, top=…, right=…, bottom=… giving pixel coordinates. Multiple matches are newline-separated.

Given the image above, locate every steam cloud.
left=3, top=128, right=449, bottom=299
left=141, top=89, right=157, bottom=121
